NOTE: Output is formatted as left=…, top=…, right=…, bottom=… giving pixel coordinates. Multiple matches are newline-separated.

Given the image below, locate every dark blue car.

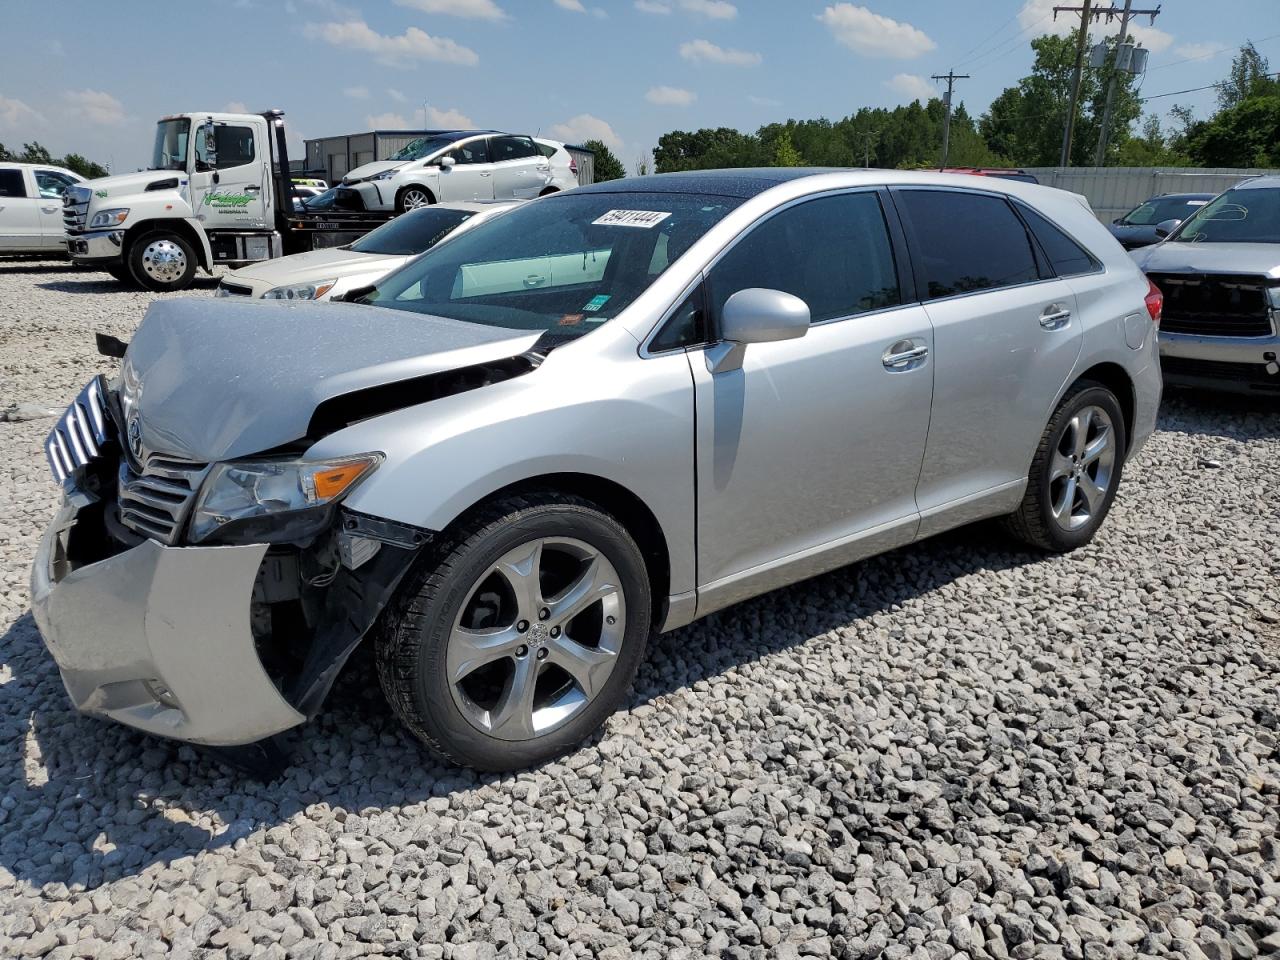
left=1109, top=193, right=1214, bottom=249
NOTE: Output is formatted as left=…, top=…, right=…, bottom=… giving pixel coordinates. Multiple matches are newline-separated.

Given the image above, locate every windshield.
left=363, top=191, right=743, bottom=339
left=350, top=206, right=475, bottom=255
left=1172, top=187, right=1280, bottom=243
left=1121, top=196, right=1209, bottom=226
left=151, top=119, right=190, bottom=171
left=389, top=136, right=457, bottom=162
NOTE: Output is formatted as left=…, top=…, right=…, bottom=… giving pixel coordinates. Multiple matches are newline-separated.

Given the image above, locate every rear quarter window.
left=1017, top=203, right=1101, bottom=277
left=0, top=169, right=28, bottom=198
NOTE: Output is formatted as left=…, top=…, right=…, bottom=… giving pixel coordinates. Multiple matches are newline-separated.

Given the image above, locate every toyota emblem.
left=127, top=417, right=143, bottom=460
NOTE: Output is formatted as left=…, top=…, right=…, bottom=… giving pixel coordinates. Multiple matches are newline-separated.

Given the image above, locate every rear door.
left=33, top=170, right=78, bottom=248
left=891, top=187, right=1083, bottom=524
left=489, top=136, right=545, bottom=199
left=437, top=137, right=495, bottom=202
left=0, top=168, right=40, bottom=251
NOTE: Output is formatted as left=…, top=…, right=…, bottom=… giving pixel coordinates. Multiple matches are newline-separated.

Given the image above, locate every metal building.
left=303, top=130, right=596, bottom=187
left=1022, top=166, right=1280, bottom=223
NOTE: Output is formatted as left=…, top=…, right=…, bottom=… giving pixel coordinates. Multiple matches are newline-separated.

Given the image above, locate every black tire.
left=376, top=493, right=651, bottom=771
left=1002, top=381, right=1127, bottom=552
left=395, top=185, right=435, bottom=213
left=127, top=230, right=198, bottom=292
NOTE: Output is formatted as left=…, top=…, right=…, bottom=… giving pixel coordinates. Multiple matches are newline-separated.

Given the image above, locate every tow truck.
left=63, top=110, right=391, bottom=291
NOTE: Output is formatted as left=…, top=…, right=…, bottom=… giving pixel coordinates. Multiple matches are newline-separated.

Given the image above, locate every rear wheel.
left=1002, top=381, right=1127, bottom=552
left=376, top=494, right=651, bottom=771
left=396, top=186, right=434, bottom=213
left=128, top=231, right=197, bottom=292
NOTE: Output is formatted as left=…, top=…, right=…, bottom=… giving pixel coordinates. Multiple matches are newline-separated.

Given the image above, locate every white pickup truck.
left=63, top=110, right=390, bottom=291
left=0, top=163, right=84, bottom=254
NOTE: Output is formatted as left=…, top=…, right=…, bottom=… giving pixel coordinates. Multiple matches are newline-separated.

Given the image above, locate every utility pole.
left=1055, top=0, right=1093, bottom=166
left=860, top=130, right=878, bottom=168
left=1094, top=0, right=1161, bottom=165
left=931, top=70, right=969, bottom=170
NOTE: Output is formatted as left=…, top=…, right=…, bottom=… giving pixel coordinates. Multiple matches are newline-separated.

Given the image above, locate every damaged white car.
left=31, top=169, right=1161, bottom=771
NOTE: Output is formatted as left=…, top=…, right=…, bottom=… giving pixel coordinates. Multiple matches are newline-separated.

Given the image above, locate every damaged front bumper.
left=30, top=497, right=422, bottom=747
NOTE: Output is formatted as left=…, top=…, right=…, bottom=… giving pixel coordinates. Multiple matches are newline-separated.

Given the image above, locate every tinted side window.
left=0, top=169, right=28, bottom=198
left=490, top=136, right=537, bottom=162
left=449, top=139, right=489, bottom=164
left=651, top=288, right=707, bottom=353
left=708, top=192, right=902, bottom=325
left=1017, top=203, right=1100, bottom=277
left=895, top=190, right=1039, bottom=300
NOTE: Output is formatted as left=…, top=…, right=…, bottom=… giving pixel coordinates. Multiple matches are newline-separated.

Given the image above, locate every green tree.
left=60, top=153, right=109, bottom=179
left=582, top=139, right=626, bottom=181
left=1187, top=96, right=1280, bottom=166
left=20, top=141, right=54, bottom=164
left=1217, top=41, right=1277, bottom=109
left=771, top=129, right=803, bottom=166
left=654, top=127, right=761, bottom=172
left=0, top=142, right=12, bottom=161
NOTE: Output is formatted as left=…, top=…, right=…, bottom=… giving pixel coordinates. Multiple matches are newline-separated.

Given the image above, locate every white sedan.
left=214, top=200, right=521, bottom=301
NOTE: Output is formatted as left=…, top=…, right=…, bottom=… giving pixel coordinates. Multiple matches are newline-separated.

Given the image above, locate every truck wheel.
left=128, top=231, right=197, bottom=292
left=396, top=186, right=434, bottom=213
left=1001, top=381, right=1127, bottom=553
left=376, top=493, right=651, bottom=771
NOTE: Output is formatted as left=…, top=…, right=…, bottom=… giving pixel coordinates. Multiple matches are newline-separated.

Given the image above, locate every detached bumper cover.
left=30, top=502, right=305, bottom=746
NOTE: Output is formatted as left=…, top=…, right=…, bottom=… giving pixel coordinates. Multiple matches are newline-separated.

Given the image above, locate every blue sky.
left=2, top=0, right=1276, bottom=173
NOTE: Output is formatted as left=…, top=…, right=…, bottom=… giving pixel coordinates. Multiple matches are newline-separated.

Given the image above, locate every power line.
left=951, top=10, right=1028, bottom=67
left=957, top=10, right=1055, bottom=71
left=1146, top=31, right=1280, bottom=71
left=1138, top=70, right=1280, bottom=102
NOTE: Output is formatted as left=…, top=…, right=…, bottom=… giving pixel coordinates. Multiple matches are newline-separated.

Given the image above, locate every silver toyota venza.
left=32, top=169, right=1162, bottom=771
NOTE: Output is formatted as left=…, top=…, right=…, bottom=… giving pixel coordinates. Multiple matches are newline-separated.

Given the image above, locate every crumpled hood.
left=122, top=298, right=539, bottom=462
left=343, top=160, right=407, bottom=183
left=1131, top=241, right=1280, bottom=279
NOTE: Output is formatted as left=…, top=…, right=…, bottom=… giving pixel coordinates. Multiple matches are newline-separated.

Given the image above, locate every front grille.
left=1149, top=273, right=1276, bottom=338
left=1162, top=356, right=1280, bottom=392
left=63, top=194, right=89, bottom=233
left=117, top=455, right=210, bottom=545
left=45, top=377, right=111, bottom=483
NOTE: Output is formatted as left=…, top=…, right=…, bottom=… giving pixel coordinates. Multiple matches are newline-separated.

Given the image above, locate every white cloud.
left=747, top=94, right=781, bottom=107
left=224, top=101, right=250, bottom=114
left=553, top=0, right=605, bottom=16
left=636, top=0, right=734, bottom=16
left=679, top=38, right=762, bottom=66
left=425, top=105, right=476, bottom=127
left=304, top=20, right=479, bottom=66
left=344, top=85, right=370, bottom=99
left=395, top=0, right=506, bottom=19
left=646, top=85, right=697, bottom=106
left=817, top=4, right=935, bottom=59
left=0, top=94, right=45, bottom=128
left=366, top=111, right=410, bottom=129
left=1016, top=0, right=1173, bottom=54
left=387, top=88, right=407, bottom=102
left=884, top=73, right=935, bottom=102
left=63, top=89, right=126, bottom=125
left=1174, top=42, right=1224, bottom=60
left=634, top=0, right=670, bottom=12
left=550, top=113, right=622, bottom=152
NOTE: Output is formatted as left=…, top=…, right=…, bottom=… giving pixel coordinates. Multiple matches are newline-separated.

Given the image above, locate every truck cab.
left=65, top=111, right=379, bottom=291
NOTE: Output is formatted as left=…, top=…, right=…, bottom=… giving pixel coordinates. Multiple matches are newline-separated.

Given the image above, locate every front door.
left=34, top=169, right=77, bottom=248
left=688, top=191, right=934, bottom=614
left=891, top=188, right=1084, bottom=516
left=488, top=135, right=545, bottom=199
left=191, top=121, right=268, bottom=229
left=437, top=138, right=495, bottom=202
left=0, top=168, right=41, bottom=252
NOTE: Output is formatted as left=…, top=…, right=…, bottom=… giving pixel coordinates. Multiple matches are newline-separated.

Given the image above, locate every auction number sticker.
left=592, top=209, right=671, bottom=228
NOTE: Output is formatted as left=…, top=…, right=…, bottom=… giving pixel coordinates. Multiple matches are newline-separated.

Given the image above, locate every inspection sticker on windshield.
left=582, top=295, right=611, bottom=312
left=592, top=209, right=671, bottom=228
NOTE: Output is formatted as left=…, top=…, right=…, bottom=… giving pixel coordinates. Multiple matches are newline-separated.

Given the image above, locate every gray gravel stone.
left=0, top=262, right=1278, bottom=958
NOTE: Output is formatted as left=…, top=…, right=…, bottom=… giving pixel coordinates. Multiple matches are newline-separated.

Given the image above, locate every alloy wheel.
left=446, top=537, right=626, bottom=741
left=401, top=189, right=431, bottom=210
left=139, top=239, right=188, bottom=283
left=1048, top=404, right=1116, bottom=531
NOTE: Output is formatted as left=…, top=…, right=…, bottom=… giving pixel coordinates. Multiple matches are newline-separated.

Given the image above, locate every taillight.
left=1144, top=278, right=1162, bottom=326
left=569, top=156, right=578, bottom=175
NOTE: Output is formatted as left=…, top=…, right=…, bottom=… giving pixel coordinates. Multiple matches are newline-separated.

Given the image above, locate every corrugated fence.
left=1023, top=167, right=1280, bottom=223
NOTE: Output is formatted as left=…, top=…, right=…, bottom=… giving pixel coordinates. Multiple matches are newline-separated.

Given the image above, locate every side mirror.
left=1154, top=218, right=1181, bottom=239
left=439, top=155, right=456, bottom=170
left=707, top=288, right=810, bottom=373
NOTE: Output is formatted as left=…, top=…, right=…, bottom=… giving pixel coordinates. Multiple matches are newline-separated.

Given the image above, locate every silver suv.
left=1131, top=176, right=1280, bottom=395
left=32, top=169, right=1161, bottom=771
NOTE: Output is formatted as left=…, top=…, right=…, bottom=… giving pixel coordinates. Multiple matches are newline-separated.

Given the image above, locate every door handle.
left=480, top=173, right=492, bottom=177
left=1040, top=304, right=1071, bottom=330
left=882, top=339, right=929, bottom=371
left=42, top=205, right=60, bottom=213
left=244, top=185, right=261, bottom=194
left=523, top=274, right=547, bottom=288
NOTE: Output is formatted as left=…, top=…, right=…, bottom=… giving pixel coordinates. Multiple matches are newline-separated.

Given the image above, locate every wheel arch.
left=395, top=183, right=436, bottom=208
left=124, top=218, right=211, bottom=270
left=538, top=186, right=560, bottom=197
left=443, top=472, right=672, bottom=627
left=1067, top=362, right=1136, bottom=452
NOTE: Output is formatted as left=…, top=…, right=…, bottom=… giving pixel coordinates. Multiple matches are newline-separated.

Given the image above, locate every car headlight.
left=89, top=208, right=129, bottom=228
left=190, top=454, right=381, bottom=543
left=370, top=169, right=398, bottom=181
left=261, top=279, right=337, bottom=300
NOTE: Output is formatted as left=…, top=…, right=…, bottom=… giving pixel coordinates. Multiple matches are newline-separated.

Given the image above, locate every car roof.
left=1148, top=192, right=1215, bottom=200
left=1233, top=175, right=1280, bottom=191
left=426, top=199, right=525, bottom=213
left=0, top=162, right=79, bottom=173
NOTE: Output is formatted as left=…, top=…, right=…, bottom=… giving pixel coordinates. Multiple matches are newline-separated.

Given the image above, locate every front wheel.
left=127, top=231, right=197, bottom=292
left=1002, top=381, right=1127, bottom=552
left=376, top=494, right=651, bottom=771
left=396, top=186, right=434, bottom=213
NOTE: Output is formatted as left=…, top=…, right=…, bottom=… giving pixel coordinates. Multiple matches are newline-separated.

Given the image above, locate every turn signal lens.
left=311, top=458, right=377, bottom=499
left=1144, top=279, right=1163, bottom=326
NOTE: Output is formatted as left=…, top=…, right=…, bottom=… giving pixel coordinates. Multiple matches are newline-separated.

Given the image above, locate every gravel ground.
left=1, top=258, right=1278, bottom=960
